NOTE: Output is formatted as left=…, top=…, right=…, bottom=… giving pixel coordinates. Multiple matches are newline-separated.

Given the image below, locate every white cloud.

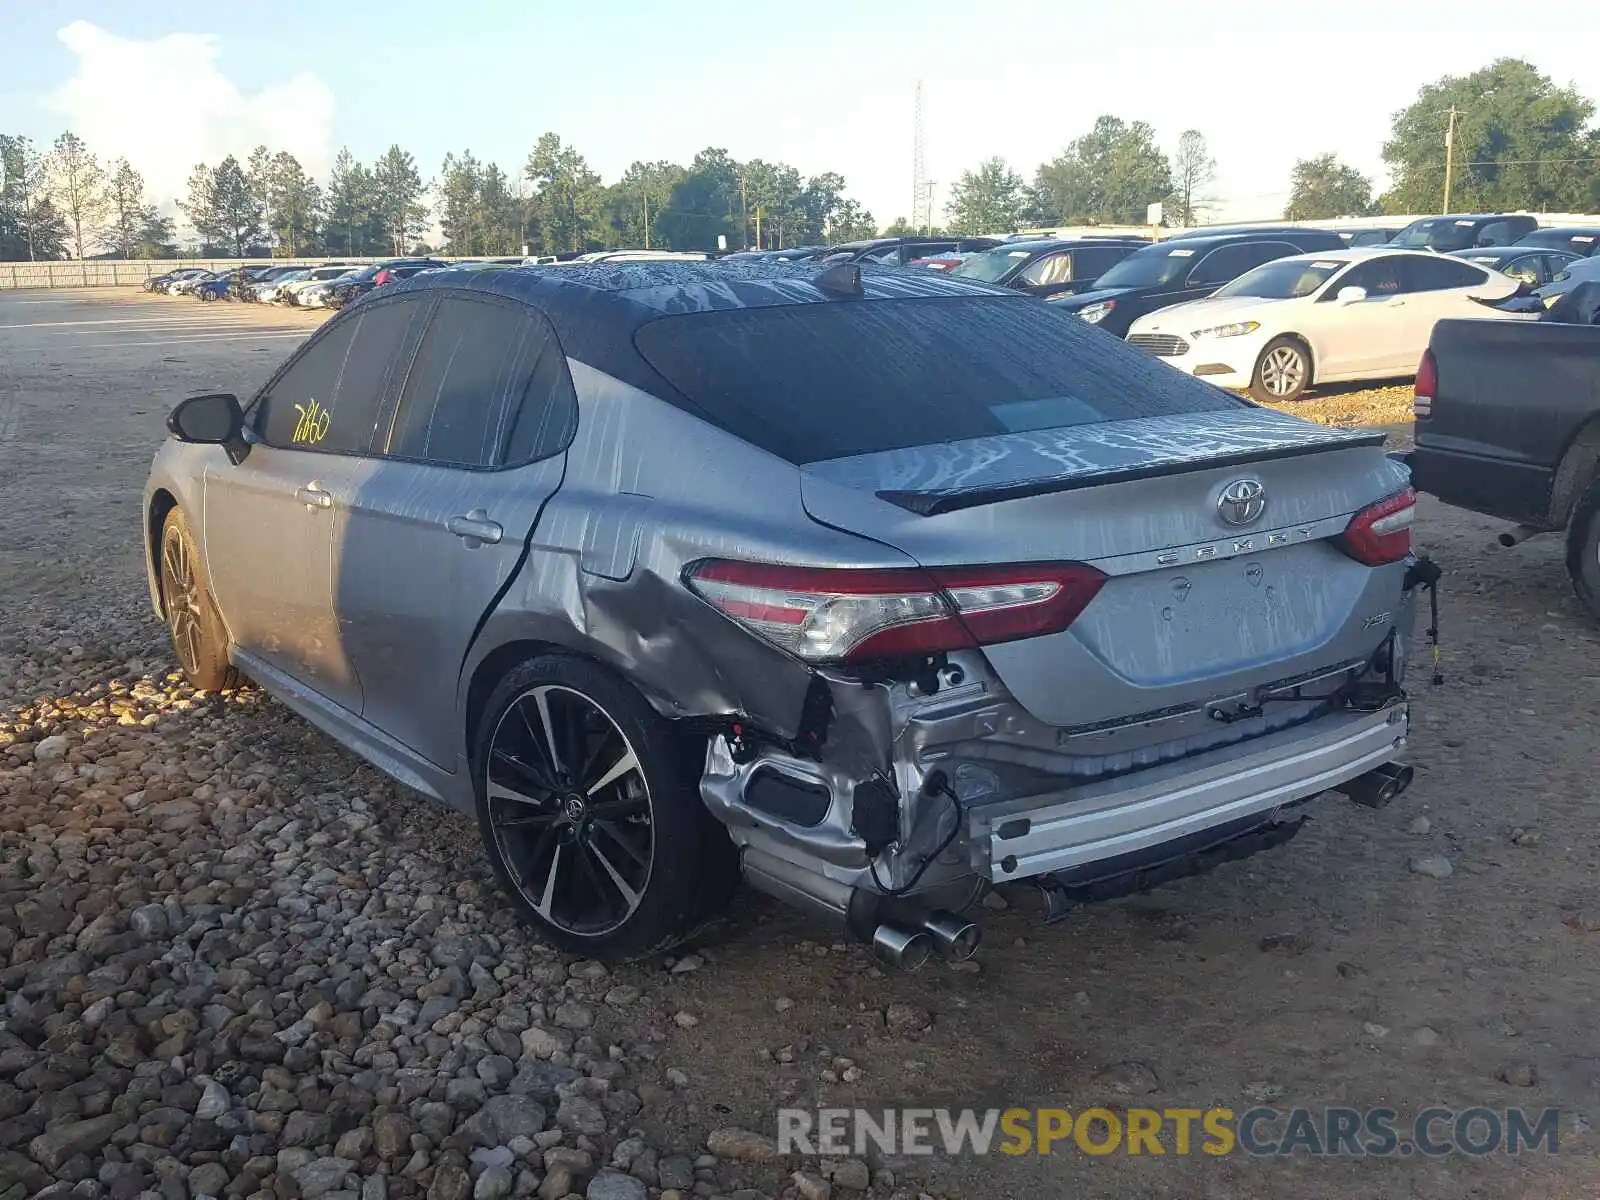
left=45, top=20, right=335, bottom=214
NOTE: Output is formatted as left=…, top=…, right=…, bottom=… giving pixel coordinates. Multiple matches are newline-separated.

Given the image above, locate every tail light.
left=1336, top=488, right=1415, bottom=566
left=1412, top=348, right=1436, bottom=420
left=683, top=560, right=1107, bottom=664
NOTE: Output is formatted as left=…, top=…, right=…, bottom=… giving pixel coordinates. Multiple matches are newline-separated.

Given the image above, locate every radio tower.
left=912, top=80, right=927, bottom=233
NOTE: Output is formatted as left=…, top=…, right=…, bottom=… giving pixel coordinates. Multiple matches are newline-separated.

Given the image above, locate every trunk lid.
left=800, top=408, right=1409, bottom=727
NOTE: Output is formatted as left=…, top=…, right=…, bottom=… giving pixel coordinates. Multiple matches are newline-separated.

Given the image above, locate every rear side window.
left=1404, top=256, right=1489, bottom=291
left=386, top=295, right=575, bottom=468
left=254, top=298, right=420, bottom=454
left=1325, top=256, right=1407, bottom=297
left=634, top=296, right=1242, bottom=465
left=1074, top=245, right=1135, bottom=278
left=1017, top=252, right=1072, bottom=286
left=1187, top=242, right=1295, bottom=287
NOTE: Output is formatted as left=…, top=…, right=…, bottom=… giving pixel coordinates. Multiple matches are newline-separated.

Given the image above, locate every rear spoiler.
left=876, top=432, right=1388, bottom=516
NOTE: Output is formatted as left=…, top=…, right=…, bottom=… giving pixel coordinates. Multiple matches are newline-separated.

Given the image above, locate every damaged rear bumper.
left=971, top=703, right=1408, bottom=881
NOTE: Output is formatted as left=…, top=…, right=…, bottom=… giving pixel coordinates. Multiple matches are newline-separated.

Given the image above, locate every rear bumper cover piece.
left=971, top=702, right=1407, bottom=880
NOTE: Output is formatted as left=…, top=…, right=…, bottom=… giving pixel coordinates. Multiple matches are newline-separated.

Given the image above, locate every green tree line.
left=6, top=58, right=1600, bottom=261
left=0, top=131, right=880, bottom=261
left=948, top=60, right=1600, bottom=233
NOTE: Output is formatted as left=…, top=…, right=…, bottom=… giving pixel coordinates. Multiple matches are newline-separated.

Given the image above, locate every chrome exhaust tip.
left=923, top=910, right=982, bottom=961
left=871, top=923, right=935, bottom=971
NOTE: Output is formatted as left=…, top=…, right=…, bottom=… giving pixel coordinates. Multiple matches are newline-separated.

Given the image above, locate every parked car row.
left=144, top=211, right=1597, bottom=403
left=1033, top=213, right=1600, bottom=401
left=145, top=256, right=576, bottom=309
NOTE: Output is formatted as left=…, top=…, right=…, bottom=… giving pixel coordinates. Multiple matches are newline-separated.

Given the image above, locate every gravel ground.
left=2, top=289, right=1599, bottom=1200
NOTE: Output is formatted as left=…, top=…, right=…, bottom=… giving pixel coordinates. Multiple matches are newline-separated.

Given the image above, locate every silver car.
left=143, top=261, right=1423, bottom=964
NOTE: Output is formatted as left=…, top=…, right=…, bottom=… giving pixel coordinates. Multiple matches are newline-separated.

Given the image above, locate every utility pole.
left=755, top=204, right=763, bottom=249
left=912, top=80, right=927, bottom=234
left=1443, top=105, right=1459, bottom=213
left=739, top=173, right=748, bottom=250
left=642, top=189, right=650, bottom=249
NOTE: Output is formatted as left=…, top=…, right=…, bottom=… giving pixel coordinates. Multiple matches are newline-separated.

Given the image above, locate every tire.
left=472, top=654, right=738, bottom=959
left=1567, top=478, right=1600, bottom=621
left=1249, top=336, right=1312, bottom=403
left=158, top=509, right=239, bottom=691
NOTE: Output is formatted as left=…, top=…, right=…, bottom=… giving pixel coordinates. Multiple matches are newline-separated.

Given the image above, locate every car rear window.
left=633, top=296, right=1243, bottom=464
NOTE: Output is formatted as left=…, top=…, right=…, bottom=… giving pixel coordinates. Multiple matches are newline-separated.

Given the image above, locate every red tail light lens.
left=1337, top=488, right=1415, bottom=565
left=1412, top=348, right=1436, bottom=420
left=684, top=560, right=1106, bottom=663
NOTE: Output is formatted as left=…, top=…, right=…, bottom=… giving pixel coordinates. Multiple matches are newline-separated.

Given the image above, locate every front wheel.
left=1567, top=479, right=1600, bottom=621
left=472, top=655, right=738, bottom=959
left=1249, top=337, right=1311, bottom=403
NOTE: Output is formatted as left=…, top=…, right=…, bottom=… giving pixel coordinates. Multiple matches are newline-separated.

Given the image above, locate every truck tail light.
left=683, top=560, right=1106, bottom=663
left=1336, top=488, right=1416, bottom=566
left=1412, top=348, right=1436, bottom=420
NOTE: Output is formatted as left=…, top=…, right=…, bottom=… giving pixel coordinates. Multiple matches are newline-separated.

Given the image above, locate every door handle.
left=296, top=483, right=332, bottom=509
left=447, top=508, right=503, bottom=546
left=1384, top=297, right=1406, bottom=307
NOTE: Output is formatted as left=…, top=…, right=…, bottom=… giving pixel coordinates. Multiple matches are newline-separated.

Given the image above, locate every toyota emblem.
left=1217, top=478, right=1267, bottom=526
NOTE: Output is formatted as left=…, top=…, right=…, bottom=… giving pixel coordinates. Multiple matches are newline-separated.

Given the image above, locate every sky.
left=5, top=0, right=1600, bottom=233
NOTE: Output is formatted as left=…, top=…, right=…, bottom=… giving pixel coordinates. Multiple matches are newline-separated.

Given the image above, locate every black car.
left=949, top=238, right=1145, bottom=299
left=820, top=236, right=1002, bottom=267
left=1340, top=228, right=1403, bottom=247
left=1449, top=245, right=1581, bottom=287
left=1048, top=228, right=1346, bottom=337
left=1388, top=213, right=1538, bottom=252
left=1514, top=226, right=1600, bottom=257
left=328, top=259, right=448, bottom=308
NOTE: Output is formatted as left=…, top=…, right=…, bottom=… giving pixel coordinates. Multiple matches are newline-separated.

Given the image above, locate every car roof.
left=1167, top=225, right=1337, bottom=240
left=1522, top=225, right=1600, bottom=235
left=389, top=259, right=1005, bottom=340
left=978, top=237, right=1144, bottom=254
left=1404, top=213, right=1516, bottom=223
left=1138, top=230, right=1341, bottom=251
left=1257, top=247, right=1454, bottom=264
left=375, top=259, right=1018, bottom=413
left=1448, top=245, right=1543, bottom=259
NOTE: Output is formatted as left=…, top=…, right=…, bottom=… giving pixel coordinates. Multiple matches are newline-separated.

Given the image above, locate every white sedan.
left=1125, top=248, right=1524, bottom=402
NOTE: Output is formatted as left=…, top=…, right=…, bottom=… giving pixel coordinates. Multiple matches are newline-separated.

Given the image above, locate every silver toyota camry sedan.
left=143, top=260, right=1424, bottom=965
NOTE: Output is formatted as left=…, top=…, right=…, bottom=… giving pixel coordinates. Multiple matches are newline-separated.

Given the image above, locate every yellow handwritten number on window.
left=292, top=399, right=331, bottom=445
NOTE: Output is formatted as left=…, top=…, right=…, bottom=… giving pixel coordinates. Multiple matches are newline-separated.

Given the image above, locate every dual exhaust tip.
left=870, top=910, right=981, bottom=971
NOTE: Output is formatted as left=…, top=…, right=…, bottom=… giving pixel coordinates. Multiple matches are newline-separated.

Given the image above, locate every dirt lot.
left=2, top=287, right=1598, bottom=1200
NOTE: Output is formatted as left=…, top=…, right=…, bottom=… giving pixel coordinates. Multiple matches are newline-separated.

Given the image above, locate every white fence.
left=0, top=257, right=394, bottom=290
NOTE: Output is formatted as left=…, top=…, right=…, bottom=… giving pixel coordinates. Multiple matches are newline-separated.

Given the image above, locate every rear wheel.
left=1567, top=478, right=1600, bottom=621
left=1250, top=337, right=1311, bottom=403
left=472, top=655, right=737, bottom=959
left=159, top=509, right=238, bottom=691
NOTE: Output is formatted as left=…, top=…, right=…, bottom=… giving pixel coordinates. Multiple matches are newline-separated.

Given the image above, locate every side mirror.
left=1336, top=286, right=1368, bottom=304
left=168, top=393, right=249, bottom=464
